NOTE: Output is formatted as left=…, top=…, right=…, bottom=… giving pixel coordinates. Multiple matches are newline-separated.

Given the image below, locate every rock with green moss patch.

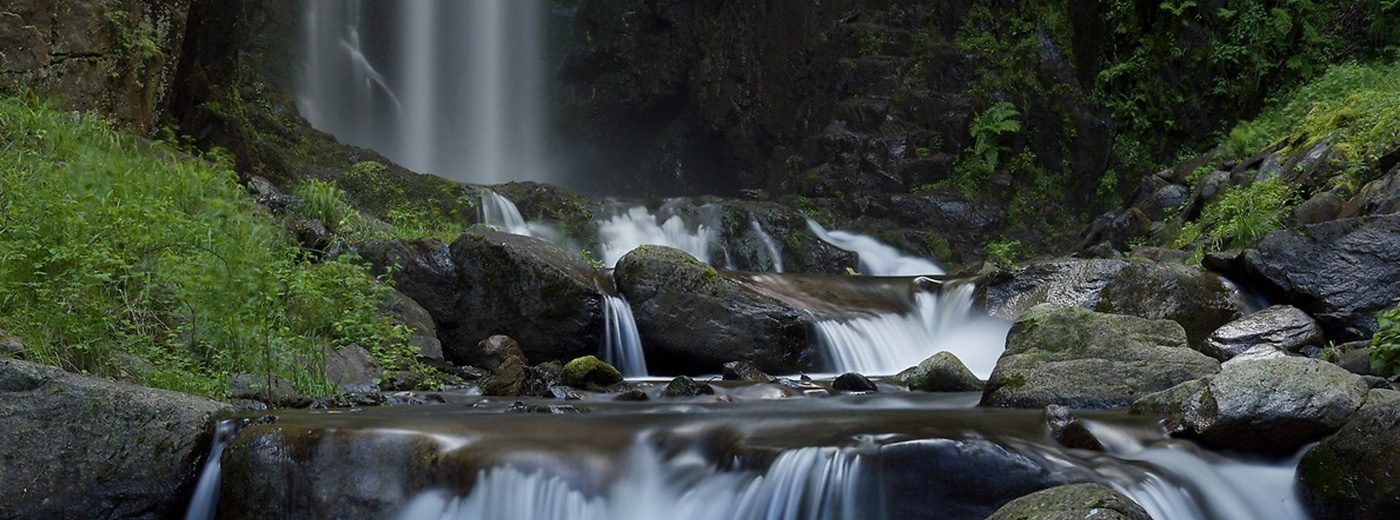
left=1135, top=356, right=1367, bottom=454
left=981, top=304, right=1219, bottom=409
left=898, top=351, right=983, bottom=392
left=986, top=483, right=1150, bottom=520
left=562, top=356, right=623, bottom=390
left=1297, top=389, right=1400, bottom=520
left=615, top=246, right=813, bottom=374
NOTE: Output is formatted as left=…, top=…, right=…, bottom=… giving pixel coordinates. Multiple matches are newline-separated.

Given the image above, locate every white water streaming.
left=183, top=421, right=237, bottom=520
left=805, top=220, right=942, bottom=277
left=296, top=0, right=549, bottom=183
left=480, top=191, right=534, bottom=237
left=602, top=294, right=647, bottom=377
left=750, top=219, right=785, bottom=273
left=597, top=207, right=717, bottom=267
left=398, top=444, right=872, bottom=520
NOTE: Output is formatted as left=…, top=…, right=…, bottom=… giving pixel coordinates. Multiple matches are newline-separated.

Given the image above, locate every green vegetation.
left=948, top=102, right=1023, bottom=195
left=0, top=97, right=425, bottom=398
left=1170, top=179, right=1294, bottom=254
left=984, top=238, right=1025, bottom=268
left=1372, top=302, right=1400, bottom=378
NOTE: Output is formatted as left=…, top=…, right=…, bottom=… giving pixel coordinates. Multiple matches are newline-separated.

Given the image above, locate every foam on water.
left=597, top=207, right=717, bottom=267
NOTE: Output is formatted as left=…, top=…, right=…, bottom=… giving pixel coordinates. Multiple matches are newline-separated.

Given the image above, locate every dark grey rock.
left=986, top=483, right=1150, bottom=520
left=1094, top=261, right=1242, bottom=348
left=0, top=359, right=230, bottom=519
left=899, top=352, right=984, bottom=392
left=1294, top=191, right=1344, bottom=225
left=1201, top=305, right=1323, bottom=361
left=832, top=372, right=878, bottom=392
left=1297, top=389, right=1400, bottom=520
left=722, top=360, right=773, bottom=382
left=981, top=305, right=1219, bottom=409
left=464, top=335, right=527, bottom=372
left=324, top=344, right=382, bottom=394
left=1138, top=357, right=1368, bottom=453
left=1044, top=405, right=1105, bottom=452
left=228, top=373, right=301, bottom=406
left=380, top=289, right=443, bottom=364
left=662, top=375, right=712, bottom=397
left=480, top=356, right=528, bottom=397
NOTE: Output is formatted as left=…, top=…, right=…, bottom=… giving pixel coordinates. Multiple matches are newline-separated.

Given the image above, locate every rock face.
left=986, top=483, right=1150, bottom=520
left=974, top=259, right=1241, bottom=347
left=447, top=231, right=606, bottom=364
left=1201, top=305, right=1323, bottom=361
left=616, top=246, right=812, bottom=374
left=981, top=305, right=1219, bottom=409
left=1297, top=389, right=1400, bottom=520
left=380, top=289, right=444, bottom=364
left=899, top=352, right=984, bottom=392
left=0, top=0, right=193, bottom=133
left=0, top=359, right=230, bottom=519
left=1221, top=215, right=1400, bottom=339
left=324, top=345, right=382, bottom=394
left=1136, top=357, right=1368, bottom=453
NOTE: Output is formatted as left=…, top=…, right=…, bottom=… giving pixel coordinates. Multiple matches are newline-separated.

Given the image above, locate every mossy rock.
left=986, top=483, right=1150, bottom=520
left=561, top=356, right=623, bottom=389
left=1297, top=389, right=1400, bottom=520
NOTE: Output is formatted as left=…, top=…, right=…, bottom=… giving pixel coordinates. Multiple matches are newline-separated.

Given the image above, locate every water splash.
left=296, top=0, right=550, bottom=183
left=602, top=294, right=647, bottom=377
left=598, top=207, right=716, bottom=267
left=183, top=420, right=238, bottom=520
left=480, top=191, right=533, bottom=237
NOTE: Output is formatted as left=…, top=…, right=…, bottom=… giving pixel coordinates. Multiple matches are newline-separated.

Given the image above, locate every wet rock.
left=1220, top=215, right=1400, bottom=339
left=228, top=373, right=301, bottom=406
left=357, top=239, right=458, bottom=324
left=899, top=352, right=983, bottom=392
left=1297, top=389, right=1400, bottom=520
left=1145, top=184, right=1190, bottom=220
left=832, top=372, right=879, bottom=392
left=662, top=375, right=713, bottom=397
left=974, top=259, right=1130, bottom=320
left=1361, top=375, right=1391, bottom=389
left=1224, top=344, right=1289, bottom=364
left=617, top=246, right=811, bottom=374
left=379, top=289, right=443, bottom=364
left=464, top=335, right=527, bottom=372
left=525, top=361, right=566, bottom=397
left=548, top=385, right=583, bottom=400
left=1184, top=170, right=1231, bottom=219
left=447, top=230, right=605, bottom=364
left=1340, top=167, right=1400, bottom=218
left=878, top=438, right=1070, bottom=520
left=480, top=356, right=528, bottom=397
left=561, top=356, right=623, bottom=390
left=1336, top=344, right=1380, bottom=376
left=1294, top=191, right=1344, bottom=225
left=722, top=361, right=773, bottom=382
left=981, top=305, right=1219, bottom=409
left=1043, top=405, right=1105, bottom=452
left=0, top=359, right=229, bottom=519
left=1138, top=357, right=1368, bottom=453
left=324, top=344, right=383, bottom=394
left=1093, top=261, right=1242, bottom=348
left=986, top=483, right=1150, bottom=520
left=1201, top=305, right=1323, bottom=361
left=614, top=388, right=650, bottom=401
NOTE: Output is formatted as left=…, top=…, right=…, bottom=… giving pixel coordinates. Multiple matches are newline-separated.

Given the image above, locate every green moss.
left=561, top=355, right=622, bottom=389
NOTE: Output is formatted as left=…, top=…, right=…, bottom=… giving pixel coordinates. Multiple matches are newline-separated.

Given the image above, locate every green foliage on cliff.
left=0, top=97, right=423, bottom=398
left=1373, top=302, right=1400, bottom=377
left=948, top=102, right=1023, bottom=194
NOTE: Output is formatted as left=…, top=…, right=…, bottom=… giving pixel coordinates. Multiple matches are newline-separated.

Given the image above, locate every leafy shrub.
left=949, top=102, right=1023, bottom=194
left=984, top=238, right=1025, bottom=268
left=1196, top=179, right=1294, bottom=250
left=1372, top=302, right=1400, bottom=378
left=0, top=97, right=417, bottom=397
left=1228, top=62, right=1400, bottom=162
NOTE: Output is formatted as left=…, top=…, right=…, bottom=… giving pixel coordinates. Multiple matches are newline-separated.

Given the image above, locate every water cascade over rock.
left=480, top=190, right=534, bottom=237
left=601, top=293, right=647, bottom=377
left=296, top=0, right=550, bottom=183
left=598, top=206, right=719, bottom=268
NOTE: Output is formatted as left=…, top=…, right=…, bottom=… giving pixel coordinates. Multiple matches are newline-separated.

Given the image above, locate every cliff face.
left=0, top=0, right=191, bottom=134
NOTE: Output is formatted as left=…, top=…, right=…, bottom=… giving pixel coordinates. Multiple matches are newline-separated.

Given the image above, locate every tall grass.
left=0, top=96, right=416, bottom=397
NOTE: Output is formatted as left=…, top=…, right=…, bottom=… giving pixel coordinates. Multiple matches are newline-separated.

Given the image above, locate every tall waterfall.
left=296, top=0, right=550, bottom=183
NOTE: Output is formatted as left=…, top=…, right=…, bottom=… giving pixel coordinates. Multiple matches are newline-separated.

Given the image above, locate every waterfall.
left=597, top=207, right=717, bottom=267
left=296, top=0, right=549, bottom=183
left=480, top=190, right=533, bottom=237
left=396, top=444, right=875, bottom=520
left=183, top=420, right=238, bottom=520
left=805, top=220, right=942, bottom=277
left=750, top=219, right=785, bottom=273
left=602, top=294, right=647, bottom=377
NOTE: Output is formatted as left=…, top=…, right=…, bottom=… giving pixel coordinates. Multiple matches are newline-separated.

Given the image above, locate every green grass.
left=0, top=96, right=423, bottom=398
left=1228, top=62, right=1400, bottom=166
left=1372, top=301, right=1400, bottom=378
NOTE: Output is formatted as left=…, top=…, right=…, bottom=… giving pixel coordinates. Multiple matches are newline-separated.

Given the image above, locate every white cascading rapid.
left=597, top=207, right=717, bottom=267
left=396, top=444, right=873, bottom=520
left=750, top=218, right=785, bottom=273
left=296, top=0, right=549, bottom=184
left=602, top=294, right=647, bottom=377
left=806, top=220, right=1009, bottom=377
left=480, top=190, right=533, bottom=237
left=183, top=421, right=238, bottom=520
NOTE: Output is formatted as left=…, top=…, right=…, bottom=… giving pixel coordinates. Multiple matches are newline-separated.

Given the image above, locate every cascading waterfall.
left=296, top=0, right=550, bottom=183
left=480, top=190, right=533, bottom=237
left=805, top=220, right=942, bottom=277
left=183, top=420, right=237, bottom=520
left=597, top=207, right=717, bottom=267
left=750, top=219, right=785, bottom=273
left=601, top=293, right=647, bottom=377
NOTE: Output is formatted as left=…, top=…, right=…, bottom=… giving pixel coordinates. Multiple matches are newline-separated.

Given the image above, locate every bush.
left=0, top=97, right=419, bottom=397
left=1372, top=302, right=1400, bottom=378
left=1228, top=62, right=1400, bottom=162
left=1196, top=179, right=1294, bottom=250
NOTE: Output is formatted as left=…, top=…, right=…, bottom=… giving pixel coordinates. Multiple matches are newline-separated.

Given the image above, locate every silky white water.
left=602, top=294, right=647, bottom=377
left=805, top=220, right=943, bottom=277
left=480, top=191, right=534, bottom=237
left=296, top=0, right=550, bottom=183
left=182, top=421, right=238, bottom=520
left=750, top=219, right=785, bottom=273
left=597, top=207, right=717, bottom=267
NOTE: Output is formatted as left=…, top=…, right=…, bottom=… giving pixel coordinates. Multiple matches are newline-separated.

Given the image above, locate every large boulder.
left=974, top=259, right=1241, bottom=347
left=445, top=230, right=606, bottom=364
left=899, top=352, right=984, bottom=392
left=1218, top=215, right=1400, bottom=339
left=876, top=439, right=1071, bottom=520
left=0, top=359, right=230, bottom=519
left=1297, top=389, right=1400, bottom=520
left=1134, top=357, right=1368, bottom=453
left=379, top=289, right=444, bottom=364
left=1200, top=305, right=1323, bottom=361
left=615, top=246, right=812, bottom=374
left=357, top=239, right=459, bottom=322
left=981, top=305, right=1220, bottom=409
left=985, top=483, right=1150, bottom=520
